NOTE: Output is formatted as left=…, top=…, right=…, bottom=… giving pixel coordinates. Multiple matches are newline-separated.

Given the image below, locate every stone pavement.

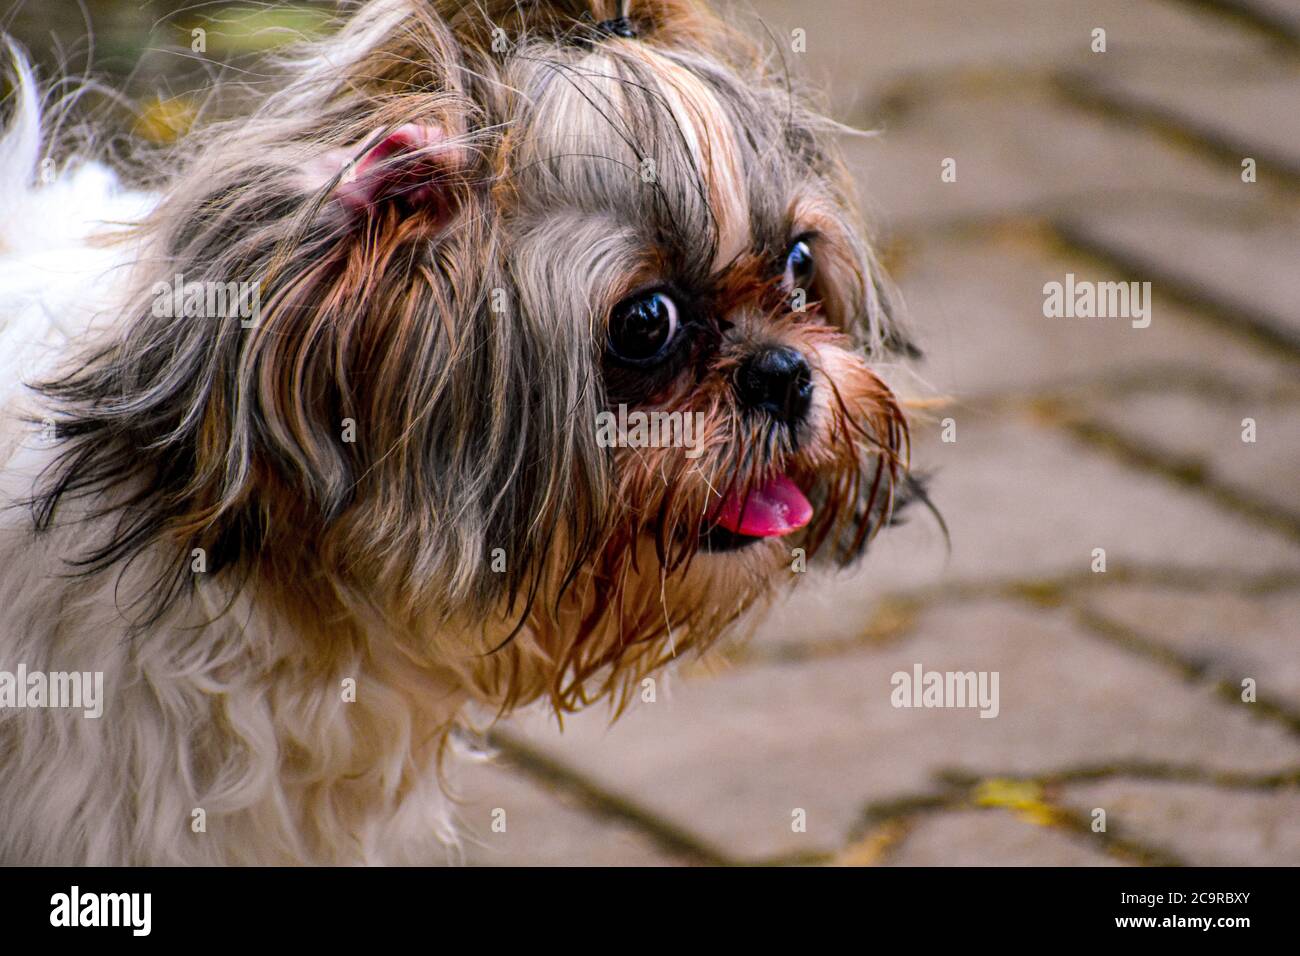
left=457, top=0, right=1300, bottom=865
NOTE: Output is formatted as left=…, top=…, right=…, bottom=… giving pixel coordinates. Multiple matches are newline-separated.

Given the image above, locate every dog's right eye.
left=607, top=291, right=680, bottom=366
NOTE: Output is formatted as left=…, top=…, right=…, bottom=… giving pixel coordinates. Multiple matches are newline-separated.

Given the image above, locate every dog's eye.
left=783, top=238, right=815, bottom=291
left=607, top=291, right=680, bottom=365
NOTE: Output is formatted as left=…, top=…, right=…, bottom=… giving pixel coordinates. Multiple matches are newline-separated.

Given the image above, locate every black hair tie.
left=596, top=16, right=638, bottom=38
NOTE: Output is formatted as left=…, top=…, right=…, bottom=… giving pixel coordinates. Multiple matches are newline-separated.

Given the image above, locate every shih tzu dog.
left=0, top=0, right=923, bottom=864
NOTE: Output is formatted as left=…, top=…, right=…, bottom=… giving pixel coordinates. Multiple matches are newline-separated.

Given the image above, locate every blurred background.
left=5, top=0, right=1297, bottom=865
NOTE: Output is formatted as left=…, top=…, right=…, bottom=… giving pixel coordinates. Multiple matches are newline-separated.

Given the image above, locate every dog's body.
left=0, top=124, right=462, bottom=863
left=0, top=0, right=919, bottom=864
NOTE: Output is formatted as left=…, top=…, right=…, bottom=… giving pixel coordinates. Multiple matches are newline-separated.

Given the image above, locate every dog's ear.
left=303, top=123, right=464, bottom=219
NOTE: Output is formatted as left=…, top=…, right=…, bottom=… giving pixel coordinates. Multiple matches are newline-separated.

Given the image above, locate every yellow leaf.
left=973, top=778, right=1070, bottom=828
left=134, top=96, right=196, bottom=144
left=973, top=778, right=1042, bottom=809
left=832, top=820, right=910, bottom=867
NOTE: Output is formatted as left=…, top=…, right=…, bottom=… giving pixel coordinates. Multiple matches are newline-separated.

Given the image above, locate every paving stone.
left=882, top=809, right=1122, bottom=866
left=1082, top=387, right=1300, bottom=518
left=502, top=599, right=1300, bottom=861
left=1074, top=585, right=1300, bottom=711
left=1080, top=59, right=1300, bottom=169
left=1059, top=204, right=1300, bottom=344
left=454, top=757, right=676, bottom=866
left=734, top=0, right=1265, bottom=119
left=889, top=231, right=1297, bottom=399
left=844, top=89, right=1246, bottom=231
left=1059, top=779, right=1300, bottom=866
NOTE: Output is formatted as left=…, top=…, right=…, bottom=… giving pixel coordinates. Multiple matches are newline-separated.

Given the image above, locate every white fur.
left=0, top=59, right=464, bottom=865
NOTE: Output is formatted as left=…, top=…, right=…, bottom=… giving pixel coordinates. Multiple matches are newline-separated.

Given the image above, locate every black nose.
left=735, top=346, right=813, bottom=425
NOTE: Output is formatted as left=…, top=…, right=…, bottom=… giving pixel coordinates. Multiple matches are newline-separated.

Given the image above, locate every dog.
left=0, top=0, right=923, bottom=864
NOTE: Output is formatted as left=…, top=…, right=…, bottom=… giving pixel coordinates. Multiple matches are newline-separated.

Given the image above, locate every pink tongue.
left=712, top=474, right=814, bottom=538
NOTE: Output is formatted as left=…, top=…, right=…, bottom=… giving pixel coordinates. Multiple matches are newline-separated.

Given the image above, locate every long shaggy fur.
left=0, top=0, right=919, bottom=864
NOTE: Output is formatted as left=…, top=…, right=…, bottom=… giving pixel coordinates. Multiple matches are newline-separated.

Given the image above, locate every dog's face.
left=495, top=31, right=911, bottom=688
left=37, top=0, right=916, bottom=712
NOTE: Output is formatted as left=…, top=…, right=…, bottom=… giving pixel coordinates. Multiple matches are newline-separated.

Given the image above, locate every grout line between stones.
left=835, top=761, right=1300, bottom=867
left=1041, top=402, right=1300, bottom=545
left=1160, top=0, right=1300, bottom=50
left=484, top=727, right=738, bottom=866
left=1053, top=70, right=1300, bottom=190
left=733, top=565, right=1300, bottom=666
left=1047, top=217, right=1300, bottom=361
left=1064, top=602, right=1300, bottom=738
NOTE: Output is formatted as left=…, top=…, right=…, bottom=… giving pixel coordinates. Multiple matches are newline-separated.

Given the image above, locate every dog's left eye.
left=607, top=291, right=680, bottom=366
left=783, top=238, right=815, bottom=291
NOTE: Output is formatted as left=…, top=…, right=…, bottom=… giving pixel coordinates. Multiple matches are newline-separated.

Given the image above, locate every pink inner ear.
left=316, top=123, right=454, bottom=215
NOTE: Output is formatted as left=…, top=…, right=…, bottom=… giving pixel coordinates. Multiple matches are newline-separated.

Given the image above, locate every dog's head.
left=37, top=0, right=921, bottom=711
